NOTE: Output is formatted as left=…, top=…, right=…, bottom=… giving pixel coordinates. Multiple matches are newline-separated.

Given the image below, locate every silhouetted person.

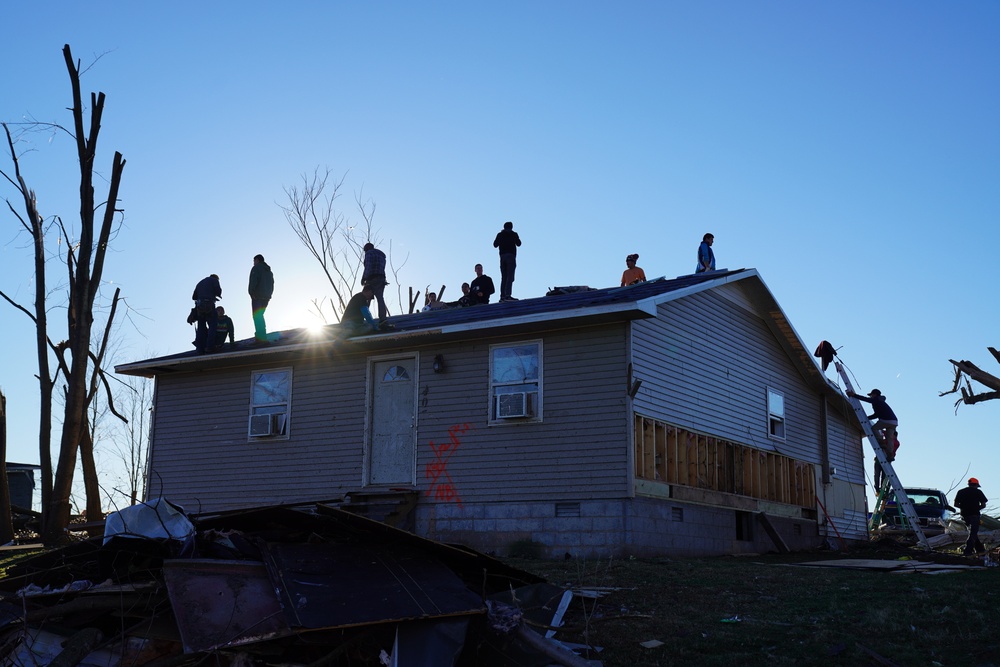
left=214, top=306, right=235, bottom=348
left=469, top=264, right=495, bottom=304
left=846, top=388, right=898, bottom=465
left=493, top=221, right=522, bottom=301
left=248, top=254, right=274, bottom=344
left=954, top=477, right=989, bottom=556
left=362, top=242, right=389, bottom=326
left=192, top=273, right=222, bottom=354
left=343, top=286, right=377, bottom=335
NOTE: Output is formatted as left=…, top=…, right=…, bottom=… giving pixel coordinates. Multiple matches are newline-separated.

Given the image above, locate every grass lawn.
left=515, top=545, right=999, bottom=667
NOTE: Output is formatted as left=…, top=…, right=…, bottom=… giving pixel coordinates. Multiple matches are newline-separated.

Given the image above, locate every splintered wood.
left=633, top=414, right=815, bottom=508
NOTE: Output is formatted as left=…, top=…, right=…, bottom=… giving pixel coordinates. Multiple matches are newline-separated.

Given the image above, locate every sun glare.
left=307, top=323, right=329, bottom=337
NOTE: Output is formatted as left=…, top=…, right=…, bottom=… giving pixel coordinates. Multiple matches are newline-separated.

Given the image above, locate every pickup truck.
left=880, top=487, right=956, bottom=535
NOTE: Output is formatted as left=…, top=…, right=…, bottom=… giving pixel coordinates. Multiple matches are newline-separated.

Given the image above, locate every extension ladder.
left=835, top=361, right=930, bottom=550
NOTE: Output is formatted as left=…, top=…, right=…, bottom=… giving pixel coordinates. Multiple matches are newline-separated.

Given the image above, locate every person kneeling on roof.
left=342, top=287, right=377, bottom=335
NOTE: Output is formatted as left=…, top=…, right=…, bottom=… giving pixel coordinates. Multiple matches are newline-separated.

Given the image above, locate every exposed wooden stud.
left=655, top=422, right=667, bottom=481
left=632, top=415, right=816, bottom=510
left=667, top=425, right=677, bottom=482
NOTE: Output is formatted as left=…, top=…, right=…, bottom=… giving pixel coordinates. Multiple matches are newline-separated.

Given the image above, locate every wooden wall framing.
left=634, top=414, right=816, bottom=508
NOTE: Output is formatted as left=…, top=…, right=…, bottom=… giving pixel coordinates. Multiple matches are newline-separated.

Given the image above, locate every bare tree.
left=0, top=45, right=127, bottom=544
left=279, top=168, right=407, bottom=322
left=940, top=347, right=1000, bottom=410
left=107, top=374, right=152, bottom=507
left=0, top=126, right=55, bottom=527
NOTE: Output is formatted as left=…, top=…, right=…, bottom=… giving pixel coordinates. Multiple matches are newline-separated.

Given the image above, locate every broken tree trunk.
left=941, top=350, right=1000, bottom=408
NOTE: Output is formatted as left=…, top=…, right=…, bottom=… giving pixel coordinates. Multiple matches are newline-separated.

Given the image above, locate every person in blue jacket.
left=696, top=233, right=715, bottom=273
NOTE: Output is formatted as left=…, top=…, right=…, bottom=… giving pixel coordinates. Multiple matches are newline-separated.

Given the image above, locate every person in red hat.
left=954, top=478, right=989, bottom=556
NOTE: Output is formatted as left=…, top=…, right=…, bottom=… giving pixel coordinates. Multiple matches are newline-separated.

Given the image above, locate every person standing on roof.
left=191, top=273, right=222, bottom=354
left=469, top=264, right=495, bottom=305
left=846, top=388, right=898, bottom=466
left=361, top=242, right=390, bottom=327
left=954, top=477, right=989, bottom=556
left=695, top=233, right=715, bottom=273
left=621, top=253, right=647, bottom=286
left=248, top=254, right=275, bottom=344
left=493, top=221, right=522, bottom=302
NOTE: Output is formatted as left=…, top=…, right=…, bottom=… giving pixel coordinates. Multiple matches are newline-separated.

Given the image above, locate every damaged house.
left=116, top=268, right=868, bottom=558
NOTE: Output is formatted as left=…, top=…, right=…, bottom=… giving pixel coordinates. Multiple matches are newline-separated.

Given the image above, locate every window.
left=249, top=369, right=291, bottom=438
left=490, top=342, right=541, bottom=422
left=382, top=365, right=410, bottom=382
left=767, top=388, right=785, bottom=440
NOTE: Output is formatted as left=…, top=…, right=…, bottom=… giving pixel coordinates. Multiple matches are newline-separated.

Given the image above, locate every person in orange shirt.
left=621, top=254, right=647, bottom=286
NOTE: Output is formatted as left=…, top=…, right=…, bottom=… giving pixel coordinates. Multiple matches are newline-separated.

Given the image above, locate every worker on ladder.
left=873, top=428, right=901, bottom=490
left=846, top=388, right=898, bottom=484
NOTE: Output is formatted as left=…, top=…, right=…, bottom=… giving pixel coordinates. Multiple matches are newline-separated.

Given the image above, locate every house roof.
left=118, top=269, right=726, bottom=374
left=114, top=268, right=849, bottom=412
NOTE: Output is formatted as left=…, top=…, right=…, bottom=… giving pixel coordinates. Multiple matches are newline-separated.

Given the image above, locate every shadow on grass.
left=511, top=544, right=997, bottom=667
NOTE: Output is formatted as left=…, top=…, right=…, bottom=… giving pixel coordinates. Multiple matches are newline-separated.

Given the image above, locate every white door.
left=368, top=358, right=416, bottom=485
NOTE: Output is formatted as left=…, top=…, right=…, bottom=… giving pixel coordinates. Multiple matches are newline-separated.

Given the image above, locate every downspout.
left=819, top=395, right=831, bottom=540
left=625, top=325, right=636, bottom=499
left=143, top=377, right=158, bottom=503
left=623, top=323, right=636, bottom=554
left=820, top=396, right=830, bottom=485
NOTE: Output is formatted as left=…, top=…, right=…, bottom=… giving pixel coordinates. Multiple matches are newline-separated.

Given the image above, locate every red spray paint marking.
left=426, top=423, right=470, bottom=506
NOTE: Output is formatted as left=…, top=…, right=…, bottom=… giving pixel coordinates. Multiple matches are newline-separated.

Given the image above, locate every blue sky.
left=1, top=3, right=998, bottom=511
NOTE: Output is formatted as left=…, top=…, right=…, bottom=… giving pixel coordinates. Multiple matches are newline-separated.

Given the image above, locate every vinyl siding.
left=416, top=324, right=630, bottom=504
left=147, top=324, right=632, bottom=511
left=148, top=356, right=369, bottom=510
left=825, top=400, right=867, bottom=485
left=632, top=286, right=824, bottom=465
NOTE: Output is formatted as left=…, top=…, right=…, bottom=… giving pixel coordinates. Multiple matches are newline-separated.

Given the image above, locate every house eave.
left=115, top=299, right=658, bottom=378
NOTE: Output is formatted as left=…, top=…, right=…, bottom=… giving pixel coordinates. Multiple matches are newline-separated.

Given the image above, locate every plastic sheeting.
left=103, top=497, right=195, bottom=546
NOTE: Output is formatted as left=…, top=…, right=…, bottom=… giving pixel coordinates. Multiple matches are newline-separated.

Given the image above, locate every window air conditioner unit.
left=249, top=414, right=277, bottom=437
left=496, top=392, right=528, bottom=419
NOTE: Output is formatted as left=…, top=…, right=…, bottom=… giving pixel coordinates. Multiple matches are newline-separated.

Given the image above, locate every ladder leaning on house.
left=834, top=361, right=930, bottom=550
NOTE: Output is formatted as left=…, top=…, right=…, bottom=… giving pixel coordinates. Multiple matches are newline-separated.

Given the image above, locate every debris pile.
left=0, top=499, right=602, bottom=666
